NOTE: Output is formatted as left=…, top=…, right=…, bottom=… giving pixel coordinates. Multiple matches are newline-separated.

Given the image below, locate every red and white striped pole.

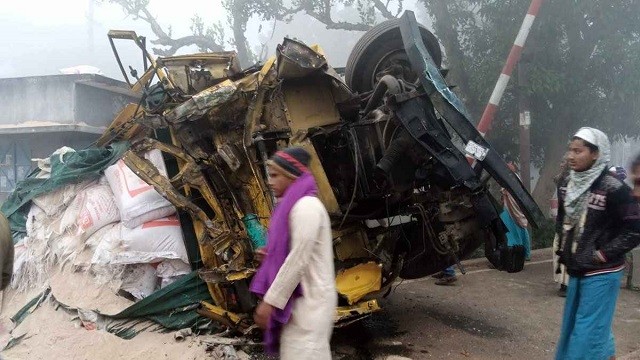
left=476, top=0, right=544, bottom=137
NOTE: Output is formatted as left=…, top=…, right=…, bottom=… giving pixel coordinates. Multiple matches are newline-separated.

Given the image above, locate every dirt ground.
left=1, top=248, right=639, bottom=359
left=333, top=248, right=640, bottom=360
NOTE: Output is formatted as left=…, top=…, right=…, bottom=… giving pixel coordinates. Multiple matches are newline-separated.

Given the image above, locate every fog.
left=0, top=1, right=224, bottom=79
left=0, top=0, right=429, bottom=81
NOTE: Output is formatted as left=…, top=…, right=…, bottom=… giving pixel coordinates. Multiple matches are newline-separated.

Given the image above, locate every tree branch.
left=150, top=35, right=225, bottom=56
left=373, top=0, right=396, bottom=19
left=304, top=8, right=372, bottom=31
left=109, top=0, right=225, bottom=56
left=275, top=4, right=305, bottom=20
left=108, top=0, right=381, bottom=60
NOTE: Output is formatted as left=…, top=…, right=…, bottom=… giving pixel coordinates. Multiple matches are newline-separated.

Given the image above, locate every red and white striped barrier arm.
left=475, top=0, right=544, bottom=137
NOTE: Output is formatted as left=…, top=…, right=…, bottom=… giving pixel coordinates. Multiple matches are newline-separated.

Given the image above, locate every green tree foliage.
left=432, top=0, right=640, bottom=205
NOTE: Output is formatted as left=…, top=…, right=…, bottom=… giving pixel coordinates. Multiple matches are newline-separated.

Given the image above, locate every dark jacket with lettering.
left=556, top=170, right=640, bottom=277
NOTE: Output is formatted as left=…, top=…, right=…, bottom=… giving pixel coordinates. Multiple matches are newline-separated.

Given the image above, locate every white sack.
left=157, top=259, right=191, bottom=288
left=90, top=223, right=123, bottom=266
left=120, top=264, right=158, bottom=300
left=121, top=206, right=176, bottom=230
left=31, top=179, right=96, bottom=216
left=105, top=149, right=175, bottom=228
left=76, top=184, right=120, bottom=240
left=25, top=204, right=45, bottom=239
left=91, top=217, right=188, bottom=266
left=10, top=240, right=28, bottom=288
left=157, top=258, right=191, bottom=278
left=59, top=65, right=104, bottom=75
left=115, top=216, right=188, bottom=264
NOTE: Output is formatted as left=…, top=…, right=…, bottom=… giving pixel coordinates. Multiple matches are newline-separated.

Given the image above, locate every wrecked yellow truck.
left=98, top=12, right=543, bottom=329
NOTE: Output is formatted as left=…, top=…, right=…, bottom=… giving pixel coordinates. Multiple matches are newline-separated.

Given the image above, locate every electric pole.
left=517, top=61, right=531, bottom=191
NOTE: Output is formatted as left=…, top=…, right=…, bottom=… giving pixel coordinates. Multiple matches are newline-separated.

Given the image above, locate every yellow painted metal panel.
left=200, top=301, right=243, bottom=324
left=335, top=262, right=382, bottom=305
left=335, top=299, right=381, bottom=323
left=282, top=79, right=340, bottom=132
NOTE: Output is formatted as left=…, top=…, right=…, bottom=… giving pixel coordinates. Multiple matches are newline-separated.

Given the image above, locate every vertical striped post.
left=475, top=0, right=544, bottom=137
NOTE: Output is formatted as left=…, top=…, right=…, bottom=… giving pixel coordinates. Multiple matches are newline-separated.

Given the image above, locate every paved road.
left=332, top=249, right=640, bottom=360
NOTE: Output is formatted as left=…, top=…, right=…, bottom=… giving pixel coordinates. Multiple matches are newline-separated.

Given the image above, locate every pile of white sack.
left=12, top=149, right=191, bottom=300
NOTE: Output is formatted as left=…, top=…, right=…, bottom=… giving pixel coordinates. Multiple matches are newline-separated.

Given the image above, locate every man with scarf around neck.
left=250, top=147, right=337, bottom=359
left=555, top=128, right=640, bottom=360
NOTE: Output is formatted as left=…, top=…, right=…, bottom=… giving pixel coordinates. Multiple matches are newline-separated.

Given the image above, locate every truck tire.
left=345, top=18, right=442, bottom=94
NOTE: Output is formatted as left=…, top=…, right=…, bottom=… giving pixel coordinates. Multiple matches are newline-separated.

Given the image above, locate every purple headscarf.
left=249, top=171, right=318, bottom=354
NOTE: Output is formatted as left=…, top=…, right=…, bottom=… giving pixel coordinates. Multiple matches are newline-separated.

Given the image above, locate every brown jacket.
left=0, top=213, right=13, bottom=291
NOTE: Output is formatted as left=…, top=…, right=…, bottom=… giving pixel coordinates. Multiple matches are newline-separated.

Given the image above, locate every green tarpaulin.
left=108, top=271, right=212, bottom=330
left=103, top=271, right=213, bottom=338
left=1, top=142, right=129, bottom=241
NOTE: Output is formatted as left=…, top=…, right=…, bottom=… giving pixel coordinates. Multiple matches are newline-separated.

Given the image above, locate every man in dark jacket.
left=555, top=128, right=640, bottom=360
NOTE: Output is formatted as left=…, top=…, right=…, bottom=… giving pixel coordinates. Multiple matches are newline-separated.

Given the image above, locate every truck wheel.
left=345, top=18, right=442, bottom=94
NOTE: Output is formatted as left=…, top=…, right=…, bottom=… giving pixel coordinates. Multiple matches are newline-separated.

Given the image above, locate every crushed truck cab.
left=102, top=11, right=543, bottom=328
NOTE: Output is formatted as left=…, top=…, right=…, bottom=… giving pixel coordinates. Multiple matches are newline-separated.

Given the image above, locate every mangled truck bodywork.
left=102, top=12, right=543, bottom=328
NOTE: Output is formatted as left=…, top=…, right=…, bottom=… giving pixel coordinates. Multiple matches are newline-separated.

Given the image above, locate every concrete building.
left=0, top=74, right=139, bottom=200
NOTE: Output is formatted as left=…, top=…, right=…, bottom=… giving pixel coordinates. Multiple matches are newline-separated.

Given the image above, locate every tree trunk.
left=232, top=21, right=251, bottom=68
left=228, top=0, right=252, bottom=67
left=532, top=126, right=569, bottom=210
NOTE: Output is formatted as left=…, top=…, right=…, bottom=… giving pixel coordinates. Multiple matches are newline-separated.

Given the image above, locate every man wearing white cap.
left=555, top=127, right=640, bottom=360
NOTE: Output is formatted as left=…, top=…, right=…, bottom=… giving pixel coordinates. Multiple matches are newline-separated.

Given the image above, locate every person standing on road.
left=624, top=154, right=640, bottom=289
left=609, top=166, right=628, bottom=183
left=433, top=265, right=457, bottom=285
left=555, top=128, right=640, bottom=360
left=250, top=147, right=337, bottom=360
left=632, top=156, right=640, bottom=201
left=0, top=213, right=13, bottom=292
left=500, top=163, right=531, bottom=261
left=554, top=159, right=571, bottom=297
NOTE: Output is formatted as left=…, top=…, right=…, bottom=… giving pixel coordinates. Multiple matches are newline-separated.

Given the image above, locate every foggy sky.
left=0, top=0, right=430, bottom=81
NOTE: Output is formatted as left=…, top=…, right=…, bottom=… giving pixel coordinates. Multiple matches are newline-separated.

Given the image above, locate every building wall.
left=0, top=74, right=138, bottom=127
left=0, top=75, right=76, bottom=125
left=0, top=74, right=139, bottom=203
left=74, top=82, right=133, bottom=128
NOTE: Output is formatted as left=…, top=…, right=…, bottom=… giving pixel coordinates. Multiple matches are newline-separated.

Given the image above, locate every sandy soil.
left=2, top=300, right=207, bottom=360
left=0, top=274, right=209, bottom=360
left=1, top=248, right=638, bottom=360
left=0, top=290, right=205, bottom=360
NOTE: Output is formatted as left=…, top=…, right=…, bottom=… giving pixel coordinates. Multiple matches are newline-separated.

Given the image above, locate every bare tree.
left=105, top=0, right=226, bottom=54
left=104, top=0, right=402, bottom=66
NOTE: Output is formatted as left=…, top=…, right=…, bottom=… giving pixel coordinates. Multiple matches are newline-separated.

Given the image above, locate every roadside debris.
left=206, top=344, right=238, bottom=360
left=174, top=327, right=193, bottom=341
